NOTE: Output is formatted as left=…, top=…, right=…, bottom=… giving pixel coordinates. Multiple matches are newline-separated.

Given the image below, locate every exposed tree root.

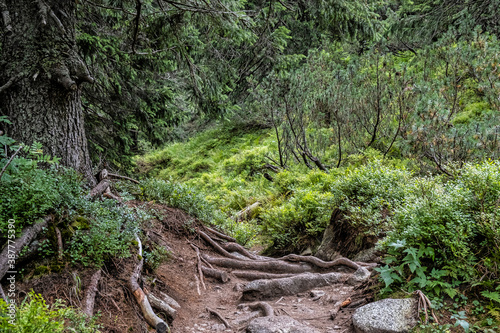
left=202, top=254, right=312, bottom=274
left=129, top=235, right=169, bottom=333
left=83, top=269, right=101, bottom=317
left=204, top=226, right=237, bottom=243
left=198, top=230, right=242, bottom=260
left=219, top=242, right=263, bottom=260
left=146, top=291, right=177, bottom=320
left=207, top=307, right=232, bottom=329
left=238, top=301, right=274, bottom=317
left=201, top=266, right=229, bottom=283
left=232, top=271, right=296, bottom=281
left=279, top=254, right=362, bottom=271
left=0, top=216, right=52, bottom=281
left=242, top=272, right=347, bottom=300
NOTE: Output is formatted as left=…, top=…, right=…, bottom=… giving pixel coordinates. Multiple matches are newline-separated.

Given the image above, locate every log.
left=202, top=254, right=312, bottom=274
left=232, top=271, right=296, bottom=281
left=0, top=216, right=51, bottom=281
left=156, top=290, right=180, bottom=309
left=146, top=291, right=177, bottom=319
left=89, top=179, right=110, bottom=198
left=83, top=269, right=101, bottom=317
left=242, top=272, right=346, bottom=300
left=129, top=236, right=169, bottom=333
left=234, top=201, right=260, bottom=221
left=201, top=266, right=229, bottom=283
left=103, top=187, right=122, bottom=203
left=238, top=302, right=274, bottom=317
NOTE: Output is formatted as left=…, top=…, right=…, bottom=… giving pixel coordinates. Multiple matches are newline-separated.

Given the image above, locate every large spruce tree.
left=0, top=0, right=95, bottom=183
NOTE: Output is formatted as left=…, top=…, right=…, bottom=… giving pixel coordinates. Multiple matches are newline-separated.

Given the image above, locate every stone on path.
left=352, top=298, right=418, bottom=333
left=247, top=315, right=320, bottom=333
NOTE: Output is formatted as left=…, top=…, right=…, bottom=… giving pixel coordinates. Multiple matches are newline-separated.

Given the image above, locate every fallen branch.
left=103, top=187, right=122, bottom=203
left=0, top=216, right=51, bottom=281
left=202, top=254, right=312, bottom=274
left=82, top=269, right=101, bottom=317
left=232, top=271, right=296, bottom=281
left=190, top=244, right=206, bottom=290
left=207, top=307, right=232, bottom=329
left=108, top=172, right=140, bottom=184
left=201, top=266, right=229, bottom=283
left=238, top=302, right=274, bottom=317
left=242, top=272, right=346, bottom=300
left=157, top=291, right=180, bottom=309
left=128, top=235, right=169, bottom=333
left=234, top=201, right=260, bottom=221
left=204, top=226, right=236, bottom=242
left=146, top=291, right=177, bottom=319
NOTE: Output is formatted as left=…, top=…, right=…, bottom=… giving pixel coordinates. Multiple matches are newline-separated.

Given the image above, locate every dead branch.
left=202, top=254, right=312, bottom=274
left=206, top=307, right=231, bottom=329
left=201, top=266, right=229, bottom=283
left=103, top=187, right=123, bottom=202
left=89, top=179, right=110, bottom=197
left=0, top=145, right=23, bottom=181
left=83, top=269, right=101, bottom=317
left=242, top=272, right=346, bottom=300
left=128, top=235, right=169, bottom=333
left=232, top=271, right=296, bottom=281
left=0, top=74, right=20, bottom=95
left=107, top=172, right=140, bottom=184
left=0, top=216, right=51, bottom=281
left=234, top=202, right=260, bottom=221
left=279, top=254, right=361, bottom=271
left=54, top=227, right=63, bottom=261
left=157, top=290, right=180, bottom=309
left=238, top=302, right=274, bottom=317
left=146, top=291, right=177, bottom=319
left=204, top=226, right=237, bottom=242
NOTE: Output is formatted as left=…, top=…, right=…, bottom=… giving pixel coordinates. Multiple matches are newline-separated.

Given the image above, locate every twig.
left=207, top=307, right=232, bottom=329
left=0, top=145, right=23, bottom=181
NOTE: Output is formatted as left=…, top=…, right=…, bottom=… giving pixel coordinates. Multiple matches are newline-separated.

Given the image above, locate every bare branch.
left=0, top=145, right=23, bottom=181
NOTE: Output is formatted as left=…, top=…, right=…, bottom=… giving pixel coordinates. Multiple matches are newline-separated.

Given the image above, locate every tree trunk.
left=0, top=0, right=95, bottom=184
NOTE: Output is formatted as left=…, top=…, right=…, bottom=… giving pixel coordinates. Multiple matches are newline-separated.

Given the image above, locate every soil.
left=8, top=202, right=375, bottom=333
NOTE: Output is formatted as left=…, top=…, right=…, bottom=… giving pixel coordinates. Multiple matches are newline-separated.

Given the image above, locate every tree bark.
left=0, top=0, right=95, bottom=184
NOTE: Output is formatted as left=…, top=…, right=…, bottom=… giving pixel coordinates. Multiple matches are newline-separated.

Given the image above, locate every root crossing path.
left=14, top=203, right=377, bottom=333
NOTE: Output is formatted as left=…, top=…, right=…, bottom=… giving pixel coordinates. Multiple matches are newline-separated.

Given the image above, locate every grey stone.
left=352, top=298, right=418, bottom=333
left=352, top=247, right=381, bottom=263
left=347, top=267, right=371, bottom=285
left=247, top=316, right=320, bottom=333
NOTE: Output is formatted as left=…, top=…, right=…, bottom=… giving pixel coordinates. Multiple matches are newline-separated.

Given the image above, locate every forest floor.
left=15, top=202, right=376, bottom=333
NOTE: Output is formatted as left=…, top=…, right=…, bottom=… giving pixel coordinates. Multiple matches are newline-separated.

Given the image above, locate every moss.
left=49, top=261, right=64, bottom=273
left=33, top=265, right=49, bottom=276
left=71, top=216, right=90, bottom=230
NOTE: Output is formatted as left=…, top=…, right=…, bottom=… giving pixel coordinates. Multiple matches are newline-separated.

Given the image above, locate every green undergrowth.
left=137, top=126, right=500, bottom=330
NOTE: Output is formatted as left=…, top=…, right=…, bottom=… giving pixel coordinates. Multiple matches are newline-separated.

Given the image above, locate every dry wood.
left=330, top=301, right=343, bottom=320
left=55, top=227, right=63, bottom=261
left=201, top=266, right=229, bottom=283
left=198, top=231, right=242, bottom=260
left=157, top=290, right=180, bottom=309
left=234, top=201, right=260, bottom=221
left=242, top=272, right=346, bottom=300
left=146, top=291, right=177, bottom=319
left=0, top=216, right=51, bottom=281
left=103, top=187, right=122, bottom=202
left=238, top=302, right=274, bottom=317
left=107, top=172, right=140, bottom=184
left=204, top=226, right=237, bottom=242
left=279, top=254, right=361, bottom=271
left=202, top=254, right=312, bottom=274
left=232, top=271, right=296, bottom=281
left=207, top=307, right=232, bottom=329
left=83, top=269, right=101, bottom=317
left=89, top=179, right=110, bottom=198
left=128, top=235, right=169, bottom=333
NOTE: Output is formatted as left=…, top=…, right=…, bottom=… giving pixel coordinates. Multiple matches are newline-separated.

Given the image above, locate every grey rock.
left=352, top=247, right=380, bottom=263
left=352, top=298, right=418, bottom=333
left=347, top=267, right=371, bottom=285
left=247, top=316, right=320, bottom=333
